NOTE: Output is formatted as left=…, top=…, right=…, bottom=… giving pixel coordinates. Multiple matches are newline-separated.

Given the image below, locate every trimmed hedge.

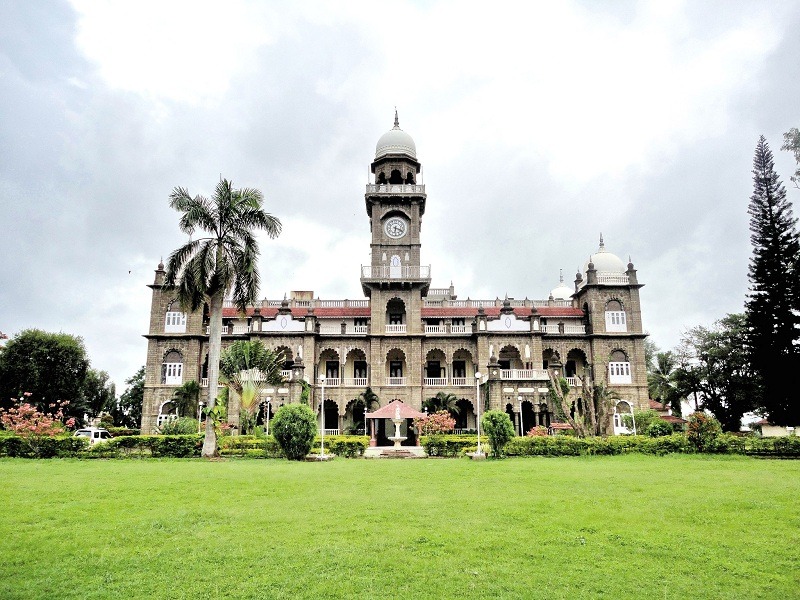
left=312, top=435, right=369, bottom=458
left=0, top=435, right=89, bottom=458
left=219, top=435, right=369, bottom=459
left=420, top=435, right=487, bottom=457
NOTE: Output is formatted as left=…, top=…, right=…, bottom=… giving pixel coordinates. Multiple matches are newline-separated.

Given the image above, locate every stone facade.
left=141, top=115, right=649, bottom=438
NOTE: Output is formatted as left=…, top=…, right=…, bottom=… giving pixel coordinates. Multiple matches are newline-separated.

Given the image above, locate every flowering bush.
left=413, top=411, right=455, bottom=436
left=0, top=395, right=75, bottom=457
left=526, top=426, right=548, bottom=437
left=687, top=412, right=722, bottom=452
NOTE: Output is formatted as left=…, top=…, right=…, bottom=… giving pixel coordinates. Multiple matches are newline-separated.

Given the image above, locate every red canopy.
left=365, top=399, right=425, bottom=420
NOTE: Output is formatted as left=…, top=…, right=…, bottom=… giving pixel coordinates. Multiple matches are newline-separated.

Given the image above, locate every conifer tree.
left=745, top=136, right=800, bottom=425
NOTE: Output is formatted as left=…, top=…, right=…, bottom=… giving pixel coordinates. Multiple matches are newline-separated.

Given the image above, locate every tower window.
left=405, top=172, right=415, bottom=184
left=389, top=169, right=403, bottom=184
left=165, top=311, right=186, bottom=333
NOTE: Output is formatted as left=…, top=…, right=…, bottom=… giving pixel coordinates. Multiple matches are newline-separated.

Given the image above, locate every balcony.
left=500, top=369, right=549, bottom=380
left=365, top=183, right=426, bottom=195
left=423, top=377, right=448, bottom=386
left=386, top=324, right=407, bottom=334
left=544, top=323, right=586, bottom=335
left=342, top=377, right=368, bottom=387
left=206, top=324, right=252, bottom=335
left=425, top=325, right=447, bottom=334
left=323, top=428, right=340, bottom=436
left=387, top=377, right=406, bottom=386
left=200, top=378, right=224, bottom=388
left=451, top=377, right=469, bottom=386
left=450, top=325, right=468, bottom=334
left=361, top=265, right=431, bottom=281
left=322, top=377, right=340, bottom=387
left=353, top=325, right=368, bottom=334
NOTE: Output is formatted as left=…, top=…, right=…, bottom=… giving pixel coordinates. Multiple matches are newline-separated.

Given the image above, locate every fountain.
left=388, top=404, right=407, bottom=448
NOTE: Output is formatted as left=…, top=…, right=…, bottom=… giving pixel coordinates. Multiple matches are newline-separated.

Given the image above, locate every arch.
left=386, top=348, right=406, bottom=382
left=451, top=349, right=474, bottom=383
left=377, top=171, right=387, bottom=184
left=389, top=169, right=403, bottom=184
left=565, top=348, right=588, bottom=379
left=505, top=403, right=516, bottom=434
left=455, top=398, right=475, bottom=431
left=321, top=398, right=339, bottom=431
left=605, top=298, right=624, bottom=311
left=521, top=400, right=536, bottom=433
left=613, top=399, right=634, bottom=433
left=345, top=348, right=368, bottom=382
left=405, top=171, right=415, bottom=184
left=345, top=397, right=367, bottom=434
left=386, top=297, right=406, bottom=325
left=318, top=348, right=341, bottom=382
left=498, top=345, right=522, bottom=370
left=609, top=349, right=629, bottom=362
left=163, top=349, right=183, bottom=362
left=162, top=349, right=183, bottom=385
left=542, top=347, right=561, bottom=369
left=157, top=400, right=178, bottom=427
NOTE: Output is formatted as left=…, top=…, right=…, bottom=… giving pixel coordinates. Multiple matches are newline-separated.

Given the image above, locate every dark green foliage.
left=314, top=436, right=369, bottom=458
left=422, top=392, right=460, bottom=418
left=171, top=381, right=200, bottom=420
left=0, top=435, right=88, bottom=458
left=115, top=367, right=144, bottom=429
left=675, top=314, right=760, bottom=431
left=781, top=127, right=800, bottom=187
left=158, top=417, right=199, bottom=435
left=745, top=136, right=800, bottom=425
left=622, top=409, right=661, bottom=434
left=420, top=434, right=485, bottom=457
left=270, top=403, right=317, bottom=460
left=81, top=368, right=116, bottom=418
left=0, top=329, right=90, bottom=420
left=646, top=419, right=674, bottom=437
left=504, top=434, right=692, bottom=456
left=481, top=410, right=515, bottom=458
left=687, top=413, right=722, bottom=452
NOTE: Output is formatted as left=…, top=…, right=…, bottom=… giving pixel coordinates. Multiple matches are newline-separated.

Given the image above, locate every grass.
left=0, top=455, right=798, bottom=599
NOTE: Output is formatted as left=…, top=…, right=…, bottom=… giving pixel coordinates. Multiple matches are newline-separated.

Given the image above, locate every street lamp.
left=318, top=375, right=326, bottom=458
left=475, top=372, right=484, bottom=457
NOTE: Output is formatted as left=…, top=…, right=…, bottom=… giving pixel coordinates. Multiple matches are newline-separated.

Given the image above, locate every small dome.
left=583, top=234, right=626, bottom=275
left=550, top=271, right=573, bottom=300
left=375, top=110, right=416, bottom=159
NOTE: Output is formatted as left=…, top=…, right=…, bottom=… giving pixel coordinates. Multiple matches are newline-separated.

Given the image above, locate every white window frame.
left=605, top=311, right=627, bottom=332
left=164, top=362, right=183, bottom=385
left=165, top=311, right=187, bottom=333
left=608, top=361, right=631, bottom=384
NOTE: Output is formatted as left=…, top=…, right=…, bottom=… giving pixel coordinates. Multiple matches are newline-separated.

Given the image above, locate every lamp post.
left=475, top=372, right=484, bottom=457
left=517, top=395, right=523, bottom=436
left=319, top=375, right=326, bottom=458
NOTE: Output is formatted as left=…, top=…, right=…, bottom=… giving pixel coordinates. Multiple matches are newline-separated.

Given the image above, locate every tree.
left=171, top=380, right=201, bottom=419
left=0, top=329, right=90, bottom=422
left=82, top=368, right=116, bottom=418
left=674, top=314, right=759, bottom=431
left=548, top=371, right=617, bottom=437
left=422, top=391, right=460, bottom=418
left=271, top=403, right=317, bottom=460
left=648, top=351, right=681, bottom=417
left=480, top=410, right=515, bottom=458
left=351, top=387, right=380, bottom=433
left=781, top=127, right=800, bottom=188
left=219, top=340, right=284, bottom=435
left=164, top=179, right=281, bottom=456
left=745, top=136, right=800, bottom=425
left=115, top=366, right=144, bottom=429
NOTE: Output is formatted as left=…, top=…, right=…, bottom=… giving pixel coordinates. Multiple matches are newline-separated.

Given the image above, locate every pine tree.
left=745, top=136, right=800, bottom=425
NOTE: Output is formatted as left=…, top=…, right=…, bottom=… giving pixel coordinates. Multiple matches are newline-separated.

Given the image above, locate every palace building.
left=140, top=113, right=649, bottom=440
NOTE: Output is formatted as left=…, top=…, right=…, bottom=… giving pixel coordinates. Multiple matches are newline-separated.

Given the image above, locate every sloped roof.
left=365, top=399, right=425, bottom=420
left=222, top=305, right=585, bottom=319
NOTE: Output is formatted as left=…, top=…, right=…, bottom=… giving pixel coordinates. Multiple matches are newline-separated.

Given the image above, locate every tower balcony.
left=361, top=265, right=431, bottom=281
left=365, top=183, right=426, bottom=197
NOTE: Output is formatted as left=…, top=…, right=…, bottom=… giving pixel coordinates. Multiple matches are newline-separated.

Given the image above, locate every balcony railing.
left=425, top=325, right=447, bottom=334
left=544, top=323, right=586, bottom=334
left=200, top=378, right=224, bottom=388
left=365, top=183, right=426, bottom=195
left=342, top=377, right=368, bottom=387
left=323, top=377, right=340, bottom=387
left=423, top=377, right=448, bottom=386
left=451, top=377, right=469, bottom=386
left=500, top=369, right=549, bottom=380
left=353, top=325, right=368, bottom=334
left=361, top=265, right=431, bottom=281
left=387, top=377, right=406, bottom=386
left=323, top=428, right=340, bottom=436
left=386, top=324, right=407, bottom=333
left=450, top=325, right=468, bottom=334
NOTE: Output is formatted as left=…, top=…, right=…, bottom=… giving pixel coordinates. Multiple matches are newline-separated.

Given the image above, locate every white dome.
left=549, top=270, right=573, bottom=299
left=583, top=235, right=627, bottom=274
left=375, top=112, right=416, bottom=159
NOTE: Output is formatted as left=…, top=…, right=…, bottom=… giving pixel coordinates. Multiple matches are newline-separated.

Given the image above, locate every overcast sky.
left=1, top=0, right=798, bottom=393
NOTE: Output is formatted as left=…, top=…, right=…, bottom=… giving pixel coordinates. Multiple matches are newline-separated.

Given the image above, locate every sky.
left=1, top=0, right=799, bottom=394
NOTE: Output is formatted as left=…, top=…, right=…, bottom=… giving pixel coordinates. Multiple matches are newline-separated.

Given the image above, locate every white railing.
left=386, top=324, right=407, bottom=333
left=387, top=377, right=406, bottom=386
left=231, top=324, right=251, bottom=335
left=200, top=378, right=224, bottom=388
left=423, top=377, right=448, bottom=386
left=320, top=300, right=344, bottom=307
left=544, top=323, right=586, bottom=334
left=500, top=369, right=548, bottom=380
left=267, top=300, right=282, bottom=307
left=428, top=288, right=451, bottom=296
left=294, top=300, right=311, bottom=308
left=281, top=370, right=292, bottom=381
left=453, top=428, right=472, bottom=435
left=323, top=377, right=340, bottom=387
left=597, top=274, right=630, bottom=285
left=366, top=183, right=426, bottom=194
left=566, top=377, right=579, bottom=387
left=350, top=299, right=369, bottom=307
left=361, top=265, right=431, bottom=280
left=323, top=429, right=339, bottom=436
left=342, top=378, right=368, bottom=387
left=353, top=325, right=368, bottom=334
left=425, top=325, right=447, bottom=334
left=450, top=325, right=468, bottom=334
left=451, top=377, right=468, bottom=386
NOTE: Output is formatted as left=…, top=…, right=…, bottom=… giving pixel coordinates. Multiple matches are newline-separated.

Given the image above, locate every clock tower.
left=361, top=111, right=431, bottom=336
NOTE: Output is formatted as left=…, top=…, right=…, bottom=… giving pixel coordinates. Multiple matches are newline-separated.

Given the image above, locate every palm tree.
left=423, top=391, right=460, bottom=418
left=648, top=351, right=681, bottom=416
left=164, top=179, right=281, bottom=456
left=171, top=380, right=200, bottom=419
left=354, top=387, right=380, bottom=434
left=219, top=340, right=285, bottom=434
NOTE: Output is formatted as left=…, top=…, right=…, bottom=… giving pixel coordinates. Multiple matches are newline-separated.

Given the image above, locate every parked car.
left=73, top=427, right=113, bottom=445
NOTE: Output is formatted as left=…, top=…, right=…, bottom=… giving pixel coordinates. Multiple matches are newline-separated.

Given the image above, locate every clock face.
left=384, top=217, right=408, bottom=239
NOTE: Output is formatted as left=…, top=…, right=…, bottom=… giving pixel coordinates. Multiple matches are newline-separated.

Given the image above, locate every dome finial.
left=394, top=107, right=399, bottom=128
left=559, top=268, right=564, bottom=284
left=599, top=232, right=605, bottom=250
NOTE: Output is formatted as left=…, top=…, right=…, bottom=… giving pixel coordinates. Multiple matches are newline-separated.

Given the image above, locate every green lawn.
left=0, top=455, right=797, bottom=599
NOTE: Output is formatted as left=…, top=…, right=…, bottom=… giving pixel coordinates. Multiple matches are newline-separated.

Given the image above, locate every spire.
left=393, top=107, right=399, bottom=128
left=598, top=233, right=605, bottom=251
left=559, top=268, right=564, bottom=284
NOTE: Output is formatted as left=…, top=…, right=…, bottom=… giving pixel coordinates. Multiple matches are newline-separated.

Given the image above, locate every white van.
left=73, top=427, right=113, bottom=445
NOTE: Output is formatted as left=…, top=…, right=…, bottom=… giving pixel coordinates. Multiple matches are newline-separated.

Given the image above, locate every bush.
left=687, top=413, right=722, bottom=452
left=420, top=434, right=485, bottom=457
left=481, top=410, right=515, bottom=458
left=646, top=419, right=674, bottom=437
left=270, top=403, right=317, bottom=460
left=158, top=417, right=200, bottom=435
left=314, top=435, right=369, bottom=458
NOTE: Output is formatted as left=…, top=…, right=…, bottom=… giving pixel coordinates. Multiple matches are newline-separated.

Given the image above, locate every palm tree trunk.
left=202, top=291, right=223, bottom=457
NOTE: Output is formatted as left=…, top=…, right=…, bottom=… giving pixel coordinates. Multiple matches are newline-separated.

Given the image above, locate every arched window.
left=605, top=299, right=627, bottom=332
left=389, top=169, right=403, bottom=184
left=608, top=350, right=631, bottom=384
left=165, top=311, right=187, bottom=333
left=162, top=350, right=183, bottom=385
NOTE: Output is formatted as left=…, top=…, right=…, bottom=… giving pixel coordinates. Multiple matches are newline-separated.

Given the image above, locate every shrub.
left=158, top=417, right=200, bottom=435
left=413, top=411, right=455, bottom=435
left=646, top=419, right=674, bottom=438
left=481, top=410, right=515, bottom=458
left=526, top=426, right=548, bottom=437
left=270, top=403, right=317, bottom=460
left=420, top=434, right=484, bottom=457
left=687, top=413, right=722, bottom=452
left=314, top=435, right=369, bottom=458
